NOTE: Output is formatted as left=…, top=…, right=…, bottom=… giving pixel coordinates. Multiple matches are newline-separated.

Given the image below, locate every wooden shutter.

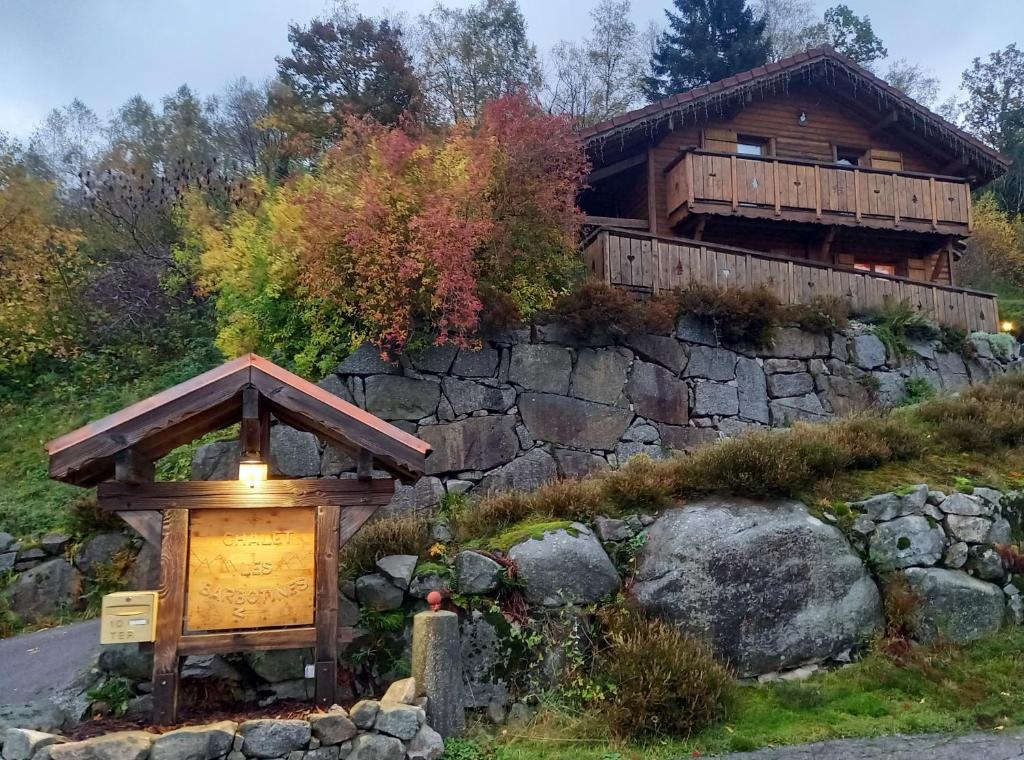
left=776, top=137, right=832, bottom=162
left=868, top=149, right=903, bottom=171
left=702, top=128, right=737, bottom=153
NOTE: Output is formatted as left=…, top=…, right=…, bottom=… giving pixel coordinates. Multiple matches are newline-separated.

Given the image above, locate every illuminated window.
left=854, top=262, right=897, bottom=276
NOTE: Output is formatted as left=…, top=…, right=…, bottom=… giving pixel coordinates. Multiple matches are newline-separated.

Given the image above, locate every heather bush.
left=595, top=608, right=733, bottom=740
left=786, top=295, right=850, bottom=334
left=914, top=372, right=1024, bottom=451
left=547, top=281, right=678, bottom=338
left=677, top=283, right=784, bottom=347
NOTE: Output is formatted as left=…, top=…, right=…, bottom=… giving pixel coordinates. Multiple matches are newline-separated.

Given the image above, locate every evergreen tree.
left=644, top=0, right=769, bottom=99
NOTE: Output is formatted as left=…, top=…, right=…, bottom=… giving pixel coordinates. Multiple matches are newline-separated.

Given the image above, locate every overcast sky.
left=0, top=0, right=1020, bottom=139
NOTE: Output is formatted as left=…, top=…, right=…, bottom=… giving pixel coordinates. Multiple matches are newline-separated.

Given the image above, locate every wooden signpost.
left=45, top=354, right=431, bottom=724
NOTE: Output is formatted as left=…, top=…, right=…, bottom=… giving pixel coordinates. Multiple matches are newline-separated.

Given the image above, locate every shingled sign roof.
left=46, top=353, right=430, bottom=487
left=580, top=45, right=1009, bottom=183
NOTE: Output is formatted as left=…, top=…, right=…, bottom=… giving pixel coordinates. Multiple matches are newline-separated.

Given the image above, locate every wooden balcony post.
left=853, top=169, right=862, bottom=222
left=929, top=177, right=939, bottom=229
left=730, top=154, right=739, bottom=212
left=892, top=172, right=900, bottom=226
left=647, top=147, right=658, bottom=234
left=814, top=164, right=822, bottom=219
left=772, top=160, right=781, bottom=216
left=686, top=153, right=696, bottom=207
left=966, top=188, right=974, bottom=232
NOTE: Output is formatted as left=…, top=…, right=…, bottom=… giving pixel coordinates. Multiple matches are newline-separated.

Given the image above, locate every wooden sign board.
left=186, top=507, right=316, bottom=631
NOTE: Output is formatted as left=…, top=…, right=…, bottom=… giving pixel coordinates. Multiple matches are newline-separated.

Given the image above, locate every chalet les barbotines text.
left=579, top=46, right=1011, bottom=332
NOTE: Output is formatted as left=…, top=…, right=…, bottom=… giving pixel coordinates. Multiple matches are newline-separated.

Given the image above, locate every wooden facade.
left=579, top=46, right=1009, bottom=322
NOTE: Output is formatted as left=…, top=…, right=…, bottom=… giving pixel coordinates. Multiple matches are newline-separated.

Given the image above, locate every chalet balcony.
left=665, top=150, right=974, bottom=236
left=583, top=227, right=999, bottom=333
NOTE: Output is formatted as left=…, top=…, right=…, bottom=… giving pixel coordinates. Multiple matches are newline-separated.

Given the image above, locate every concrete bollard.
left=411, top=609, right=465, bottom=737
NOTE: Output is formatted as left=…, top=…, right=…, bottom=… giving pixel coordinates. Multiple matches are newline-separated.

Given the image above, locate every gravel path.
left=0, top=619, right=101, bottom=704
left=708, top=730, right=1024, bottom=759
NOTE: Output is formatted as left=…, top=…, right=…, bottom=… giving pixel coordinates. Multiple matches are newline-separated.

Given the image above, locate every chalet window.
left=854, top=262, right=897, bottom=276
left=737, top=136, right=768, bottom=156
left=835, top=146, right=865, bottom=166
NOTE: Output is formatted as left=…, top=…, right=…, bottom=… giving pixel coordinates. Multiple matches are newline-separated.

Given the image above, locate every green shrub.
left=339, top=514, right=429, bottom=579
left=863, top=300, right=938, bottom=357
left=677, top=283, right=784, bottom=347
left=787, top=295, right=850, bottom=334
left=903, top=377, right=937, bottom=405
left=440, top=738, right=485, bottom=760
left=595, top=608, right=732, bottom=740
left=985, top=331, right=1018, bottom=362
left=938, top=325, right=970, bottom=355
left=86, top=676, right=134, bottom=716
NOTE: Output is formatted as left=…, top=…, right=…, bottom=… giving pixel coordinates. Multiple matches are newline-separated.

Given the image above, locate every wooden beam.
left=314, top=505, right=341, bottom=707
left=176, top=626, right=356, bottom=656
left=339, top=503, right=383, bottom=548
left=693, top=216, right=707, bottom=241
left=647, top=147, right=658, bottom=234
left=585, top=152, right=646, bottom=184
left=240, top=387, right=268, bottom=460
left=152, top=508, right=188, bottom=724
left=820, top=226, right=837, bottom=262
left=357, top=449, right=373, bottom=481
left=113, top=449, right=162, bottom=548
left=98, top=478, right=397, bottom=511
left=583, top=215, right=649, bottom=229
left=870, top=109, right=899, bottom=135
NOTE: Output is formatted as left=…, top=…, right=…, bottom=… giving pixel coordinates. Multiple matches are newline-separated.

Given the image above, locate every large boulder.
left=902, top=568, right=1004, bottom=643
left=6, top=559, right=82, bottom=622
left=420, top=416, right=519, bottom=474
left=518, top=393, right=633, bottom=450
left=477, top=449, right=557, bottom=495
left=632, top=499, right=883, bottom=676
left=570, top=348, right=631, bottom=405
left=191, top=440, right=240, bottom=480
left=508, top=344, right=572, bottom=394
left=364, top=376, right=441, bottom=421
left=239, top=720, right=311, bottom=759
left=75, top=532, right=130, bottom=575
left=625, top=361, right=689, bottom=425
left=269, top=425, right=320, bottom=478
left=507, top=523, right=619, bottom=607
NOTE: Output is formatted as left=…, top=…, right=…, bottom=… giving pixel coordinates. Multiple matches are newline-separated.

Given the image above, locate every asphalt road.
left=0, top=619, right=101, bottom=704
left=709, top=731, right=1024, bottom=759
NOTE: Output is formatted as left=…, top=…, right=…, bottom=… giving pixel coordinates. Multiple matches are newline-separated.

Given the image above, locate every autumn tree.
left=753, top=0, right=817, bottom=61
left=883, top=59, right=940, bottom=106
left=809, top=4, right=886, bottom=65
left=644, top=0, right=769, bottom=98
left=417, top=0, right=542, bottom=122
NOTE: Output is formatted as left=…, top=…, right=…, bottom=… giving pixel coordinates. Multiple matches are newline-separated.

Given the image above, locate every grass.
left=480, top=628, right=1024, bottom=758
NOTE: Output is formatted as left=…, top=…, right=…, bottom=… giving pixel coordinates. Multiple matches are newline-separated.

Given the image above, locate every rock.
left=381, top=677, right=417, bottom=705
left=441, top=378, right=514, bottom=416
left=769, top=393, right=827, bottom=424
left=6, top=559, right=82, bottom=622
left=150, top=722, right=237, bottom=760
left=872, top=372, right=907, bottom=408
left=321, top=444, right=356, bottom=477
left=508, top=344, right=572, bottom=394
left=15, top=548, right=45, bottom=570
left=75, top=533, right=130, bottom=575
left=939, top=492, right=989, bottom=516
left=868, top=516, right=945, bottom=571
left=507, top=523, right=619, bottom=606
left=936, top=351, right=970, bottom=391
left=373, top=703, right=422, bottom=740
left=615, top=442, right=664, bottom=463
left=850, top=485, right=928, bottom=521
left=444, top=479, right=474, bottom=495
left=851, top=515, right=876, bottom=536
left=989, top=517, right=1012, bottom=545
left=766, top=372, right=815, bottom=398
left=375, top=555, right=417, bottom=590
left=552, top=448, right=608, bottom=479
left=767, top=328, right=829, bottom=358
left=451, top=347, right=500, bottom=378
left=658, top=424, right=717, bottom=451
left=485, top=702, right=506, bottom=725
left=764, top=358, right=806, bottom=374
left=124, top=542, right=160, bottom=591
left=460, top=611, right=508, bottom=709
left=338, top=593, right=360, bottom=626
left=570, top=348, right=631, bottom=405
left=39, top=534, right=71, bottom=556
left=477, top=449, right=557, bottom=494
left=626, top=361, right=690, bottom=425
left=626, top=334, right=687, bottom=373
left=973, top=487, right=1004, bottom=510
left=363, top=376, right=440, bottom=421
left=239, top=720, right=311, bottom=759
left=191, top=440, right=240, bottom=480
left=349, top=701, right=380, bottom=729
left=519, top=393, right=633, bottom=450
left=355, top=574, right=404, bottom=611
left=683, top=346, right=737, bottom=381
left=852, top=334, right=887, bottom=370
left=181, top=655, right=242, bottom=681
left=456, top=551, right=503, bottom=595
left=633, top=499, right=883, bottom=676
left=409, top=345, right=458, bottom=374
left=0, top=552, right=16, bottom=572
left=622, top=419, right=659, bottom=443
left=309, top=711, right=357, bottom=746
left=0, top=532, right=16, bottom=553
left=386, top=477, right=445, bottom=517
left=408, top=573, right=446, bottom=600
left=965, top=546, right=1006, bottom=583
left=593, top=516, right=633, bottom=542
left=405, top=725, right=444, bottom=760
left=816, top=366, right=873, bottom=416
left=50, top=733, right=154, bottom=760
left=676, top=315, right=718, bottom=346
left=420, top=416, right=519, bottom=474
left=944, top=542, right=968, bottom=569
left=98, top=645, right=153, bottom=681
left=506, top=703, right=531, bottom=729
left=247, top=650, right=307, bottom=683
left=2, top=729, right=64, bottom=760
left=316, top=373, right=354, bottom=403
left=336, top=343, right=401, bottom=375
left=347, top=733, right=404, bottom=760
left=946, top=514, right=994, bottom=544
left=735, top=357, right=769, bottom=424
left=268, top=426, right=320, bottom=478
left=1008, top=594, right=1024, bottom=626
left=903, top=568, right=1004, bottom=643
left=692, top=382, right=739, bottom=417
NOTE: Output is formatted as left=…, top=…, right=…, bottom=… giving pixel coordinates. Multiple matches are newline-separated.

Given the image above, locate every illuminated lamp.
left=1001, top=321, right=1015, bottom=333
left=238, top=458, right=268, bottom=487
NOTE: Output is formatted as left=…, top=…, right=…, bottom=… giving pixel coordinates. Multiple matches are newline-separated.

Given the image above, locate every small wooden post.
left=314, top=505, right=341, bottom=707
left=152, top=508, right=188, bottom=724
left=772, top=160, right=781, bottom=216
left=730, top=154, right=738, bottom=211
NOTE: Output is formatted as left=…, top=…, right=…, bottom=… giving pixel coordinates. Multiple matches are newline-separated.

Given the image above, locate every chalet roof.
left=46, top=353, right=431, bottom=487
left=580, top=46, right=1010, bottom=183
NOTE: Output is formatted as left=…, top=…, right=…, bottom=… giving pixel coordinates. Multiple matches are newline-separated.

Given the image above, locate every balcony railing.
left=583, top=227, right=999, bottom=333
left=665, top=150, right=974, bottom=235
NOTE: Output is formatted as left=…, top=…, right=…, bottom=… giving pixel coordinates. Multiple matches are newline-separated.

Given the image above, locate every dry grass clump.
left=882, top=572, right=923, bottom=644
left=678, top=283, right=784, bottom=347
left=595, top=608, right=733, bottom=740
left=914, top=372, right=1024, bottom=451
left=339, top=513, right=429, bottom=578
left=548, top=281, right=678, bottom=338
left=786, top=295, right=850, bottom=334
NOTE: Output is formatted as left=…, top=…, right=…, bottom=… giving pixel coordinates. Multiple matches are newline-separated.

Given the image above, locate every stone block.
left=451, top=347, right=500, bottom=378
left=363, top=376, right=440, bottom=421
left=903, top=567, right=1004, bottom=643
left=269, top=426, right=320, bottom=478
left=626, top=361, right=690, bottom=424
left=736, top=357, right=769, bottom=424
left=477, top=448, right=557, bottom=494
left=519, top=393, right=633, bottom=450
left=441, top=378, right=514, bottom=416
left=150, top=722, right=236, bottom=760
left=625, top=334, right=687, bottom=373
left=420, top=416, right=519, bottom=474
left=868, top=515, right=944, bottom=571
left=508, top=344, right=572, bottom=394
left=769, top=393, right=827, bottom=424
left=683, top=346, right=737, bottom=381
left=767, top=372, right=814, bottom=398
left=50, top=733, right=153, bottom=760
left=336, top=343, right=401, bottom=375
left=552, top=448, right=608, bottom=479
left=569, top=348, right=631, bottom=405
left=692, top=382, right=739, bottom=417
left=852, top=333, right=887, bottom=369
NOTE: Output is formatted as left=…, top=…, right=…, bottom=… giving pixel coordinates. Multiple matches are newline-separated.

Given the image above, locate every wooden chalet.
left=579, top=46, right=1011, bottom=332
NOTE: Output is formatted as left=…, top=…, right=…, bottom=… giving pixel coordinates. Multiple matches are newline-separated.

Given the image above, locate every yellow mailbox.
left=100, top=591, right=158, bottom=644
